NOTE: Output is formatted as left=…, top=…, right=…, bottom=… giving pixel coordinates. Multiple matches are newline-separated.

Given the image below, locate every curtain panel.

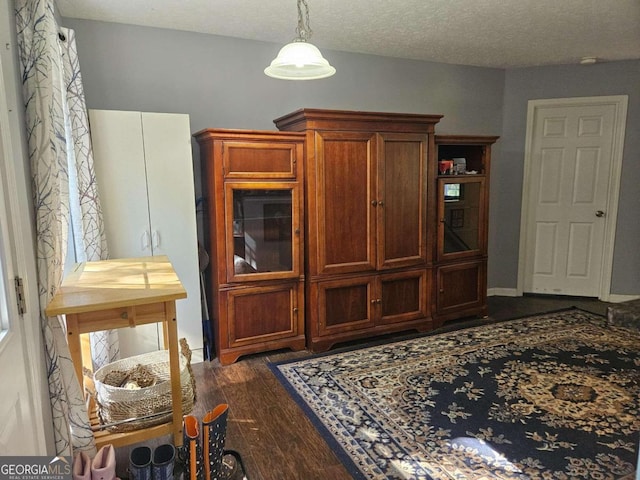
left=15, top=0, right=113, bottom=456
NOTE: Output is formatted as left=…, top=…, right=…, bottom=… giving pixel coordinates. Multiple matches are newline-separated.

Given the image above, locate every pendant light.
left=264, top=0, right=336, bottom=80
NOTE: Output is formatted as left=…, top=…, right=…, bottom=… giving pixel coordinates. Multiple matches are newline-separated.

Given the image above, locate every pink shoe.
left=91, top=445, right=121, bottom=480
left=73, top=451, right=91, bottom=480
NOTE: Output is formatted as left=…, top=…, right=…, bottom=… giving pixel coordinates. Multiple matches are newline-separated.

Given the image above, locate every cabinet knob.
left=378, top=201, right=384, bottom=207
left=371, top=200, right=378, bottom=207
left=377, top=299, right=382, bottom=304
left=293, top=307, right=299, bottom=313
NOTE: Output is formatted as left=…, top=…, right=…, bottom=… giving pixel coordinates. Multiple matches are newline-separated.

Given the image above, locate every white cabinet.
left=89, top=110, right=202, bottom=360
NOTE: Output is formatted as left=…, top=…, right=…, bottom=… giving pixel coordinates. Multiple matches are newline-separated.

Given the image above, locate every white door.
left=141, top=113, right=202, bottom=360
left=0, top=59, right=45, bottom=453
left=89, top=110, right=151, bottom=258
left=519, top=96, right=627, bottom=298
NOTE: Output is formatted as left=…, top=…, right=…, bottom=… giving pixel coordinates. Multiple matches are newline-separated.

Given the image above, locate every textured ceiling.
left=56, top=0, right=640, bottom=68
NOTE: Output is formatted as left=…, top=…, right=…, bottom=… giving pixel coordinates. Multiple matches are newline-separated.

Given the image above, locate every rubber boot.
left=72, top=451, right=91, bottom=480
left=202, top=404, right=229, bottom=480
left=183, top=415, right=201, bottom=480
left=129, top=446, right=152, bottom=480
left=91, top=445, right=120, bottom=480
left=152, top=444, right=175, bottom=480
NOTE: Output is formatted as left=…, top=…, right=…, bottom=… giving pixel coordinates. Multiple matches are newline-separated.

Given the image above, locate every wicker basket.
left=93, top=347, right=195, bottom=432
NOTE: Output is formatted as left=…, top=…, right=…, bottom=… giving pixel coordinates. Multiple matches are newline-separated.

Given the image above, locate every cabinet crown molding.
left=274, top=108, right=443, bottom=133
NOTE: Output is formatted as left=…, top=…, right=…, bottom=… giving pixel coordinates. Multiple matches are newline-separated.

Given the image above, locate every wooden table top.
left=45, top=256, right=187, bottom=316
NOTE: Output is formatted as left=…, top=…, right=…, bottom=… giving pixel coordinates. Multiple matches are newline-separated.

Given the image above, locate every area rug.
left=270, top=309, right=640, bottom=479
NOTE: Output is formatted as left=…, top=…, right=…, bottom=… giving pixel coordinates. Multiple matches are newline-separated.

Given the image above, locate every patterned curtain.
left=59, top=27, right=119, bottom=371
left=14, top=0, right=109, bottom=456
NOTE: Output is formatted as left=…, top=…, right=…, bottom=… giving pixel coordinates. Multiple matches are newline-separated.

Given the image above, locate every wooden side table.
left=46, top=256, right=187, bottom=448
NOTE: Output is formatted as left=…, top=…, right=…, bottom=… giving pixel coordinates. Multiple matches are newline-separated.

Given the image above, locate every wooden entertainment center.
left=195, top=109, right=498, bottom=365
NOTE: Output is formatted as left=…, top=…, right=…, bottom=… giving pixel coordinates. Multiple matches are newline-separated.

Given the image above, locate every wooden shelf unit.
left=434, top=135, right=499, bottom=326
left=194, top=129, right=307, bottom=365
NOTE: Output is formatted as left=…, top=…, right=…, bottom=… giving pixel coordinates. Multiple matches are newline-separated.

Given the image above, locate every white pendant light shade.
left=264, top=0, right=336, bottom=80
left=265, top=41, right=336, bottom=80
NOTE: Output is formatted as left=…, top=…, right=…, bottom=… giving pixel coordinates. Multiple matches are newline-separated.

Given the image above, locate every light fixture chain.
left=295, top=0, right=313, bottom=42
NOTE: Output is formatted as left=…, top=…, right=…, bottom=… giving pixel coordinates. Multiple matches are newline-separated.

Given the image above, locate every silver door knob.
left=595, top=210, right=605, bottom=217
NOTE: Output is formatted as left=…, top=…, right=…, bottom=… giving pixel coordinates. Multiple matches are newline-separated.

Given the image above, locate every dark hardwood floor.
left=114, top=294, right=610, bottom=480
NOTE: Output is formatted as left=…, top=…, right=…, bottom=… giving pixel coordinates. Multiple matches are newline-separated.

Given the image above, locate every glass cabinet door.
left=225, top=183, right=300, bottom=282
left=437, top=177, right=486, bottom=260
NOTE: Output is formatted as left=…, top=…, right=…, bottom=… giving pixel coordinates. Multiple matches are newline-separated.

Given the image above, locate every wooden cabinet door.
left=378, top=269, right=429, bottom=325
left=226, top=283, right=303, bottom=348
left=377, top=133, right=428, bottom=269
left=316, top=276, right=377, bottom=336
left=436, top=260, right=486, bottom=317
left=312, top=131, right=377, bottom=275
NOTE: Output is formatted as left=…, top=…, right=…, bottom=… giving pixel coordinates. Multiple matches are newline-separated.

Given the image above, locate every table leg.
left=65, top=314, right=84, bottom=388
left=165, top=301, right=183, bottom=446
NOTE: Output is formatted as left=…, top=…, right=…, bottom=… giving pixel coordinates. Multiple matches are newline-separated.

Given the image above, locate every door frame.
left=0, top=48, right=49, bottom=453
left=517, top=95, right=628, bottom=301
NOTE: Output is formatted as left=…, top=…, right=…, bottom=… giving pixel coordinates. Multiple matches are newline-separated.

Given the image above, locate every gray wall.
left=497, top=61, right=640, bottom=295
left=64, top=18, right=638, bottom=295
left=64, top=20, right=504, bottom=136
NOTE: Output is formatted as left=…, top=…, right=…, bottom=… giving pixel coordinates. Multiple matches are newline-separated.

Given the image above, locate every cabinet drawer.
left=74, top=302, right=167, bottom=333
left=222, top=141, right=302, bottom=179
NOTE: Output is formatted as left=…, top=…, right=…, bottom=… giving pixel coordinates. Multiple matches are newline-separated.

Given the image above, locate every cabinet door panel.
left=436, top=261, right=485, bottom=315
left=379, top=269, right=429, bottom=324
left=227, top=284, right=299, bottom=347
left=317, top=276, right=376, bottom=335
left=90, top=110, right=150, bottom=259
left=141, top=112, right=203, bottom=353
left=378, top=133, right=427, bottom=269
left=224, top=182, right=301, bottom=282
left=315, top=131, right=377, bottom=274
left=437, top=177, right=486, bottom=261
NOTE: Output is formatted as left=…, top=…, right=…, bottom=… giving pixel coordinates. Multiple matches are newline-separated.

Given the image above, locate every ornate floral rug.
left=270, top=309, right=640, bottom=479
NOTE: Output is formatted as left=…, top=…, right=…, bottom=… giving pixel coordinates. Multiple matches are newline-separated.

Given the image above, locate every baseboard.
left=488, top=288, right=520, bottom=297
left=190, top=348, right=204, bottom=364
left=606, top=294, right=640, bottom=303
left=487, top=289, right=639, bottom=303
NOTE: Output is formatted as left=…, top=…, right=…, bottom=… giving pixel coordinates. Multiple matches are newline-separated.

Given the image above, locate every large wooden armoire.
left=197, top=109, right=498, bottom=364
left=274, top=109, right=443, bottom=352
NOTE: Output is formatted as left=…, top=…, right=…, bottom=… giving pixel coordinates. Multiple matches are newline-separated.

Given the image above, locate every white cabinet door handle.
left=142, top=231, right=151, bottom=250
left=152, top=230, right=160, bottom=249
